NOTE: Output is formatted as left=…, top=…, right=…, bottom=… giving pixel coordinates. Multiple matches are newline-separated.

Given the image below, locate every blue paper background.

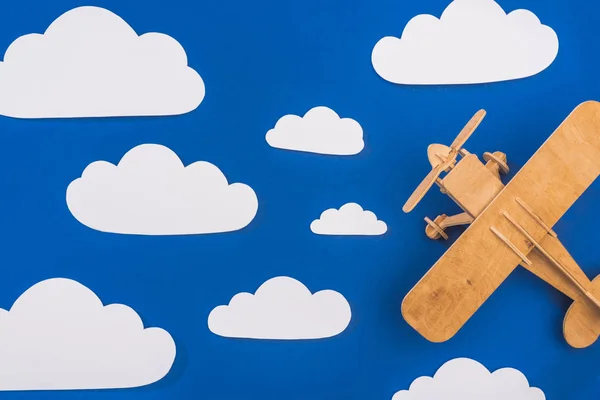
left=0, top=0, right=598, bottom=398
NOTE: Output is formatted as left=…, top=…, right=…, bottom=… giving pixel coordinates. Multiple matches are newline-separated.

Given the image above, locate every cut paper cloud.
left=311, top=202, right=387, bottom=235
left=372, top=0, right=558, bottom=85
left=0, top=278, right=175, bottom=391
left=266, top=106, right=364, bottom=155
left=66, top=143, right=258, bottom=235
left=392, top=358, right=545, bottom=400
left=0, top=6, right=204, bottom=118
left=208, top=276, right=351, bottom=340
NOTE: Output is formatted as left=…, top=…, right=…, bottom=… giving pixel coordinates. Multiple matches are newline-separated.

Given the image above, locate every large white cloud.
left=372, top=0, right=558, bottom=85
left=0, top=6, right=204, bottom=118
left=393, top=358, right=545, bottom=400
left=311, top=202, right=387, bottom=235
left=266, top=106, right=364, bottom=155
left=66, top=143, right=258, bottom=235
left=208, top=276, right=351, bottom=340
left=0, top=278, right=175, bottom=391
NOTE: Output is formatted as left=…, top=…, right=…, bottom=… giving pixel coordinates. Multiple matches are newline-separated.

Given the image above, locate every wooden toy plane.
left=401, top=101, right=600, bottom=348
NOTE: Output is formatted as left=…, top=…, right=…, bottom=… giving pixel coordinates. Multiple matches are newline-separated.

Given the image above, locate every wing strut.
left=489, top=226, right=532, bottom=265
left=492, top=211, right=600, bottom=311
left=515, top=197, right=557, bottom=237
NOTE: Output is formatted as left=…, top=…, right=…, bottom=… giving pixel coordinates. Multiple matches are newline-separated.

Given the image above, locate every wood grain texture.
left=402, top=101, right=600, bottom=343
left=442, top=154, right=504, bottom=217
left=522, top=234, right=590, bottom=303
left=564, top=276, right=600, bottom=348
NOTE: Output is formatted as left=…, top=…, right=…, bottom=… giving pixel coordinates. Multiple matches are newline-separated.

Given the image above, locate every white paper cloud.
left=66, top=143, right=258, bottom=235
left=392, top=358, right=545, bottom=400
left=208, top=276, right=351, bottom=340
left=0, top=6, right=204, bottom=118
left=266, top=106, right=364, bottom=155
left=0, top=278, right=175, bottom=391
left=372, top=0, right=558, bottom=85
left=310, top=202, right=387, bottom=235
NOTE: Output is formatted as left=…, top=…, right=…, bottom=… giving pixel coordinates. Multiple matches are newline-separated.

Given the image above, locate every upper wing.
left=402, top=101, right=600, bottom=342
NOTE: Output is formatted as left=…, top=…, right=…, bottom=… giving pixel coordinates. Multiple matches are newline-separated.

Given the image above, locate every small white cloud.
left=392, top=358, right=545, bottom=400
left=66, top=143, right=258, bottom=235
left=311, top=202, right=387, bottom=235
left=0, top=6, right=204, bottom=118
left=208, top=276, right=351, bottom=340
left=266, top=106, right=364, bottom=155
left=0, top=278, right=175, bottom=391
left=372, top=0, right=558, bottom=85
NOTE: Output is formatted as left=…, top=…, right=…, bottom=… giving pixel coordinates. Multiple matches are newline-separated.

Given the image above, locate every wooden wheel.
left=425, top=216, right=449, bottom=240
left=483, top=152, right=509, bottom=174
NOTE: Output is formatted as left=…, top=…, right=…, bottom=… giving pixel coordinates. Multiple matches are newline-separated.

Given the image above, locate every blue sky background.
left=0, top=0, right=598, bottom=398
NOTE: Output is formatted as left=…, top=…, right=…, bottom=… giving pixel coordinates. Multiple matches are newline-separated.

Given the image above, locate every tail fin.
left=563, top=276, right=600, bottom=348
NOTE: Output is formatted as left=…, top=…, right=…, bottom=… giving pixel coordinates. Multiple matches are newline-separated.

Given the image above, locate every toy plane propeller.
left=403, top=109, right=487, bottom=213
left=401, top=101, right=600, bottom=348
